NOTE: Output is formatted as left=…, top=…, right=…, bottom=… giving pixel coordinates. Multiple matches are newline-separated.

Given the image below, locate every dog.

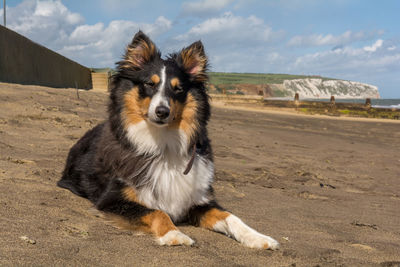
left=57, top=31, right=280, bottom=249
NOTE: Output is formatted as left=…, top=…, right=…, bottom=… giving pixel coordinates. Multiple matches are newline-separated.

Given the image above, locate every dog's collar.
left=183, top=144, right=196, bottom=175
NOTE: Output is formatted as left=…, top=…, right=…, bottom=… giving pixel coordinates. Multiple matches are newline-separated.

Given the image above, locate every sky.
left=1, top=0, right=400, bottom=98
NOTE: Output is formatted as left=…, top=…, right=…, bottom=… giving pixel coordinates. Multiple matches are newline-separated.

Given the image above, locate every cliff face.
left=281, top=79, right=380, bottom=99
left=208, top=73, right=381, bottom=99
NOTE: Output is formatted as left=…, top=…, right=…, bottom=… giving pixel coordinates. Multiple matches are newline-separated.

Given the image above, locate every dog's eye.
left=174, top=85, right=184, bottom=94
left=145, top=81, right=155, bottom=87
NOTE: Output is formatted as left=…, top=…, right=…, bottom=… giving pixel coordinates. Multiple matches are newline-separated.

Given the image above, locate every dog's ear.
left=177, top=41, right=208, bottom=83
left=119, top=31, right=159, bottom=70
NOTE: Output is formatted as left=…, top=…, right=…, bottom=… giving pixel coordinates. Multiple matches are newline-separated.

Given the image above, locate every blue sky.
left=1, top=0, right=400, bottom=98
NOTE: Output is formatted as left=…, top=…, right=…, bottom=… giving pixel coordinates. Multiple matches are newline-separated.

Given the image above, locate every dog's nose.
left=155, top=106, right=170, bottom=120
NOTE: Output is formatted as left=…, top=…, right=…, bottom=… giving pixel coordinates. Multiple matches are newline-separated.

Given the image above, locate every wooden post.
left=365, top=98, right=371, bottom=109
left=330, top=95, right=336, bottom=112
left=294, top=92, right=299, bottom=109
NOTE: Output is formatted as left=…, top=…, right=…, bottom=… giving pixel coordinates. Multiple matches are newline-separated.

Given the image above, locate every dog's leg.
left=96, top=181, right=194, bottom=246
left=188, top=203, right=280, bottom=250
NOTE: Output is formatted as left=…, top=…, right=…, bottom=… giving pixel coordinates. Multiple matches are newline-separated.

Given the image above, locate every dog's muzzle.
left=148, top=105, right=170, bottom=126
left=155, top=105, right=170, bottom=120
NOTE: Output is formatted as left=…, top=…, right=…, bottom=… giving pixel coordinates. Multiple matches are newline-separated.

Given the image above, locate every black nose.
left=155, top=106, right=170, bottom=120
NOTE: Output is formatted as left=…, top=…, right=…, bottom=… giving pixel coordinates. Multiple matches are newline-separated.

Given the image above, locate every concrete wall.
left=0, top=25, right=92, bottom=89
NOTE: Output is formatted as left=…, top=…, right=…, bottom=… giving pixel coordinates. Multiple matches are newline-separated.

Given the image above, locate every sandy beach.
left=1, top=83, right=399, bottom=266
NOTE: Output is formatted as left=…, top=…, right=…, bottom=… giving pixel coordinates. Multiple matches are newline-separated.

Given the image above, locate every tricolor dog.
left=58, top=31, right=280, bottom=249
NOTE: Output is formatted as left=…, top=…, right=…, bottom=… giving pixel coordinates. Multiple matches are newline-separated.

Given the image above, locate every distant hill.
left=208, top=72, right=380, bottom=99
left=209, top=72, right=331, bottom=85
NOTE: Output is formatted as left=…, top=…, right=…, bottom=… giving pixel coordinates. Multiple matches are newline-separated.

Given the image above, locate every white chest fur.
left=125, top=121, right=214, bottom=222
left=137, top=153, right=213, bottom=222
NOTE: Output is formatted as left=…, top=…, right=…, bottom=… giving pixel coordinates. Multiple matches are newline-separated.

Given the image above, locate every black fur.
left=95, top=178, right=153, bottom=221
left=58, top=31, right=216, bottom=223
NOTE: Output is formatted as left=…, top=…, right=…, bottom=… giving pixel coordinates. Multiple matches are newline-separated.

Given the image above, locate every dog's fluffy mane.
left=107, top=33, right=211, bottom=155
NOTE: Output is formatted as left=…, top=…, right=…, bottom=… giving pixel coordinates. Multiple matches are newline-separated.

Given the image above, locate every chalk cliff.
left=279, top=79, right=380, bottom=99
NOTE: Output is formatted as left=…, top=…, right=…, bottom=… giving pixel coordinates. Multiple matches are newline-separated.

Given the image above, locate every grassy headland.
left=208, top=72, right=333, bottom=85
left=207, top=72, right=335, bottom=97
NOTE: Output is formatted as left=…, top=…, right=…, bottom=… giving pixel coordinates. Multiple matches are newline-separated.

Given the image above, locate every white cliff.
left=282, top=79, right=380, bottom=99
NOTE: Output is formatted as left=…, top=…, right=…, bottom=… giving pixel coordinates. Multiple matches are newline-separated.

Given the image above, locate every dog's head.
left=109, top=31, right=210, bottom=151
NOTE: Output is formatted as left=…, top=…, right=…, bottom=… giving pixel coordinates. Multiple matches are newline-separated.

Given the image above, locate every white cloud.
left=288, top=40, right=400, bottom=79
left=288, top=30, right=383, bottom=47
left=3, top=0, right=172, bottom=67
left=210, top=50, right=285, bottom=73
left=363, top=39, right=383, bottom=52
left=69, top=23, right=105, bottom=44
left=140, top=16, right=172, bottom=37
left=59, top=17, right=172, bottom=67
left=174, top=12, right=284, bottom=48
left=5, top=0, right=84, bottom=50
left=181, top=0, right=234, bottom=17
left=168, top=12, right=285, bottom=73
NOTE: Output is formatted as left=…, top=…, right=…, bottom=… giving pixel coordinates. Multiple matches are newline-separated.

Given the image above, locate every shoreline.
left=211, top=100, right=400, bottom=124
left=1, top=82, right=398, bottom=122
left=210, top=94, right=400, bottom=123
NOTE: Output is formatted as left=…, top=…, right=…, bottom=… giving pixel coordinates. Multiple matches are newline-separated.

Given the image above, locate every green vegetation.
left=338, top=109, right=351, bottom=114
left=298, top=107, right=400, bottom=120
left=271, top=89, right=291, bottom=97
left=208, top=72, right=334, bottom=85
left=337, top=109, right=399, bottom=119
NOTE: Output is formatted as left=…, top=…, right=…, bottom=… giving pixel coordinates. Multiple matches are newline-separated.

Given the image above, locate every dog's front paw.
left=242, top=233, right=280, bottom=250
left=158, top=230, right=195, bottom=246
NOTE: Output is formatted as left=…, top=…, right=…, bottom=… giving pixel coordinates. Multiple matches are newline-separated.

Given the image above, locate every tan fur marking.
left=121, top=40, right=156, bottom=70
left=199, top=208, right=230, bottom=230
left=123, top=88, right=151, bottom=127
left=170, top=77, right=180, bottom=88
left=180, top=46, right=207, bottom=82
left=102, top=189, right=176, bottom=238
left=122, top=187, right=138, bottom=202
left=141, top=210, right=178, bottom=237
left=103, top=187, right=142, bottom=231
left=104, top=209, right=177, bottom=238
left=168, top=93, right=198, bottom=141
left=151, top=74, right=160, bottom=84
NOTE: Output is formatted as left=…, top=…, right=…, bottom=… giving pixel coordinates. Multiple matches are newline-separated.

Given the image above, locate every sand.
left=1, top=83, right=399, bottom=266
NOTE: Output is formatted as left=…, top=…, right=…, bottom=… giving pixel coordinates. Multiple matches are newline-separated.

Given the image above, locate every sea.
left=266, top=98, right=400, bottom=109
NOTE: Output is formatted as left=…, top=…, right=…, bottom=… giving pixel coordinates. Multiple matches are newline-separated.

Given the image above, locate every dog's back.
left=58, top=123, right=106, bottom=201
